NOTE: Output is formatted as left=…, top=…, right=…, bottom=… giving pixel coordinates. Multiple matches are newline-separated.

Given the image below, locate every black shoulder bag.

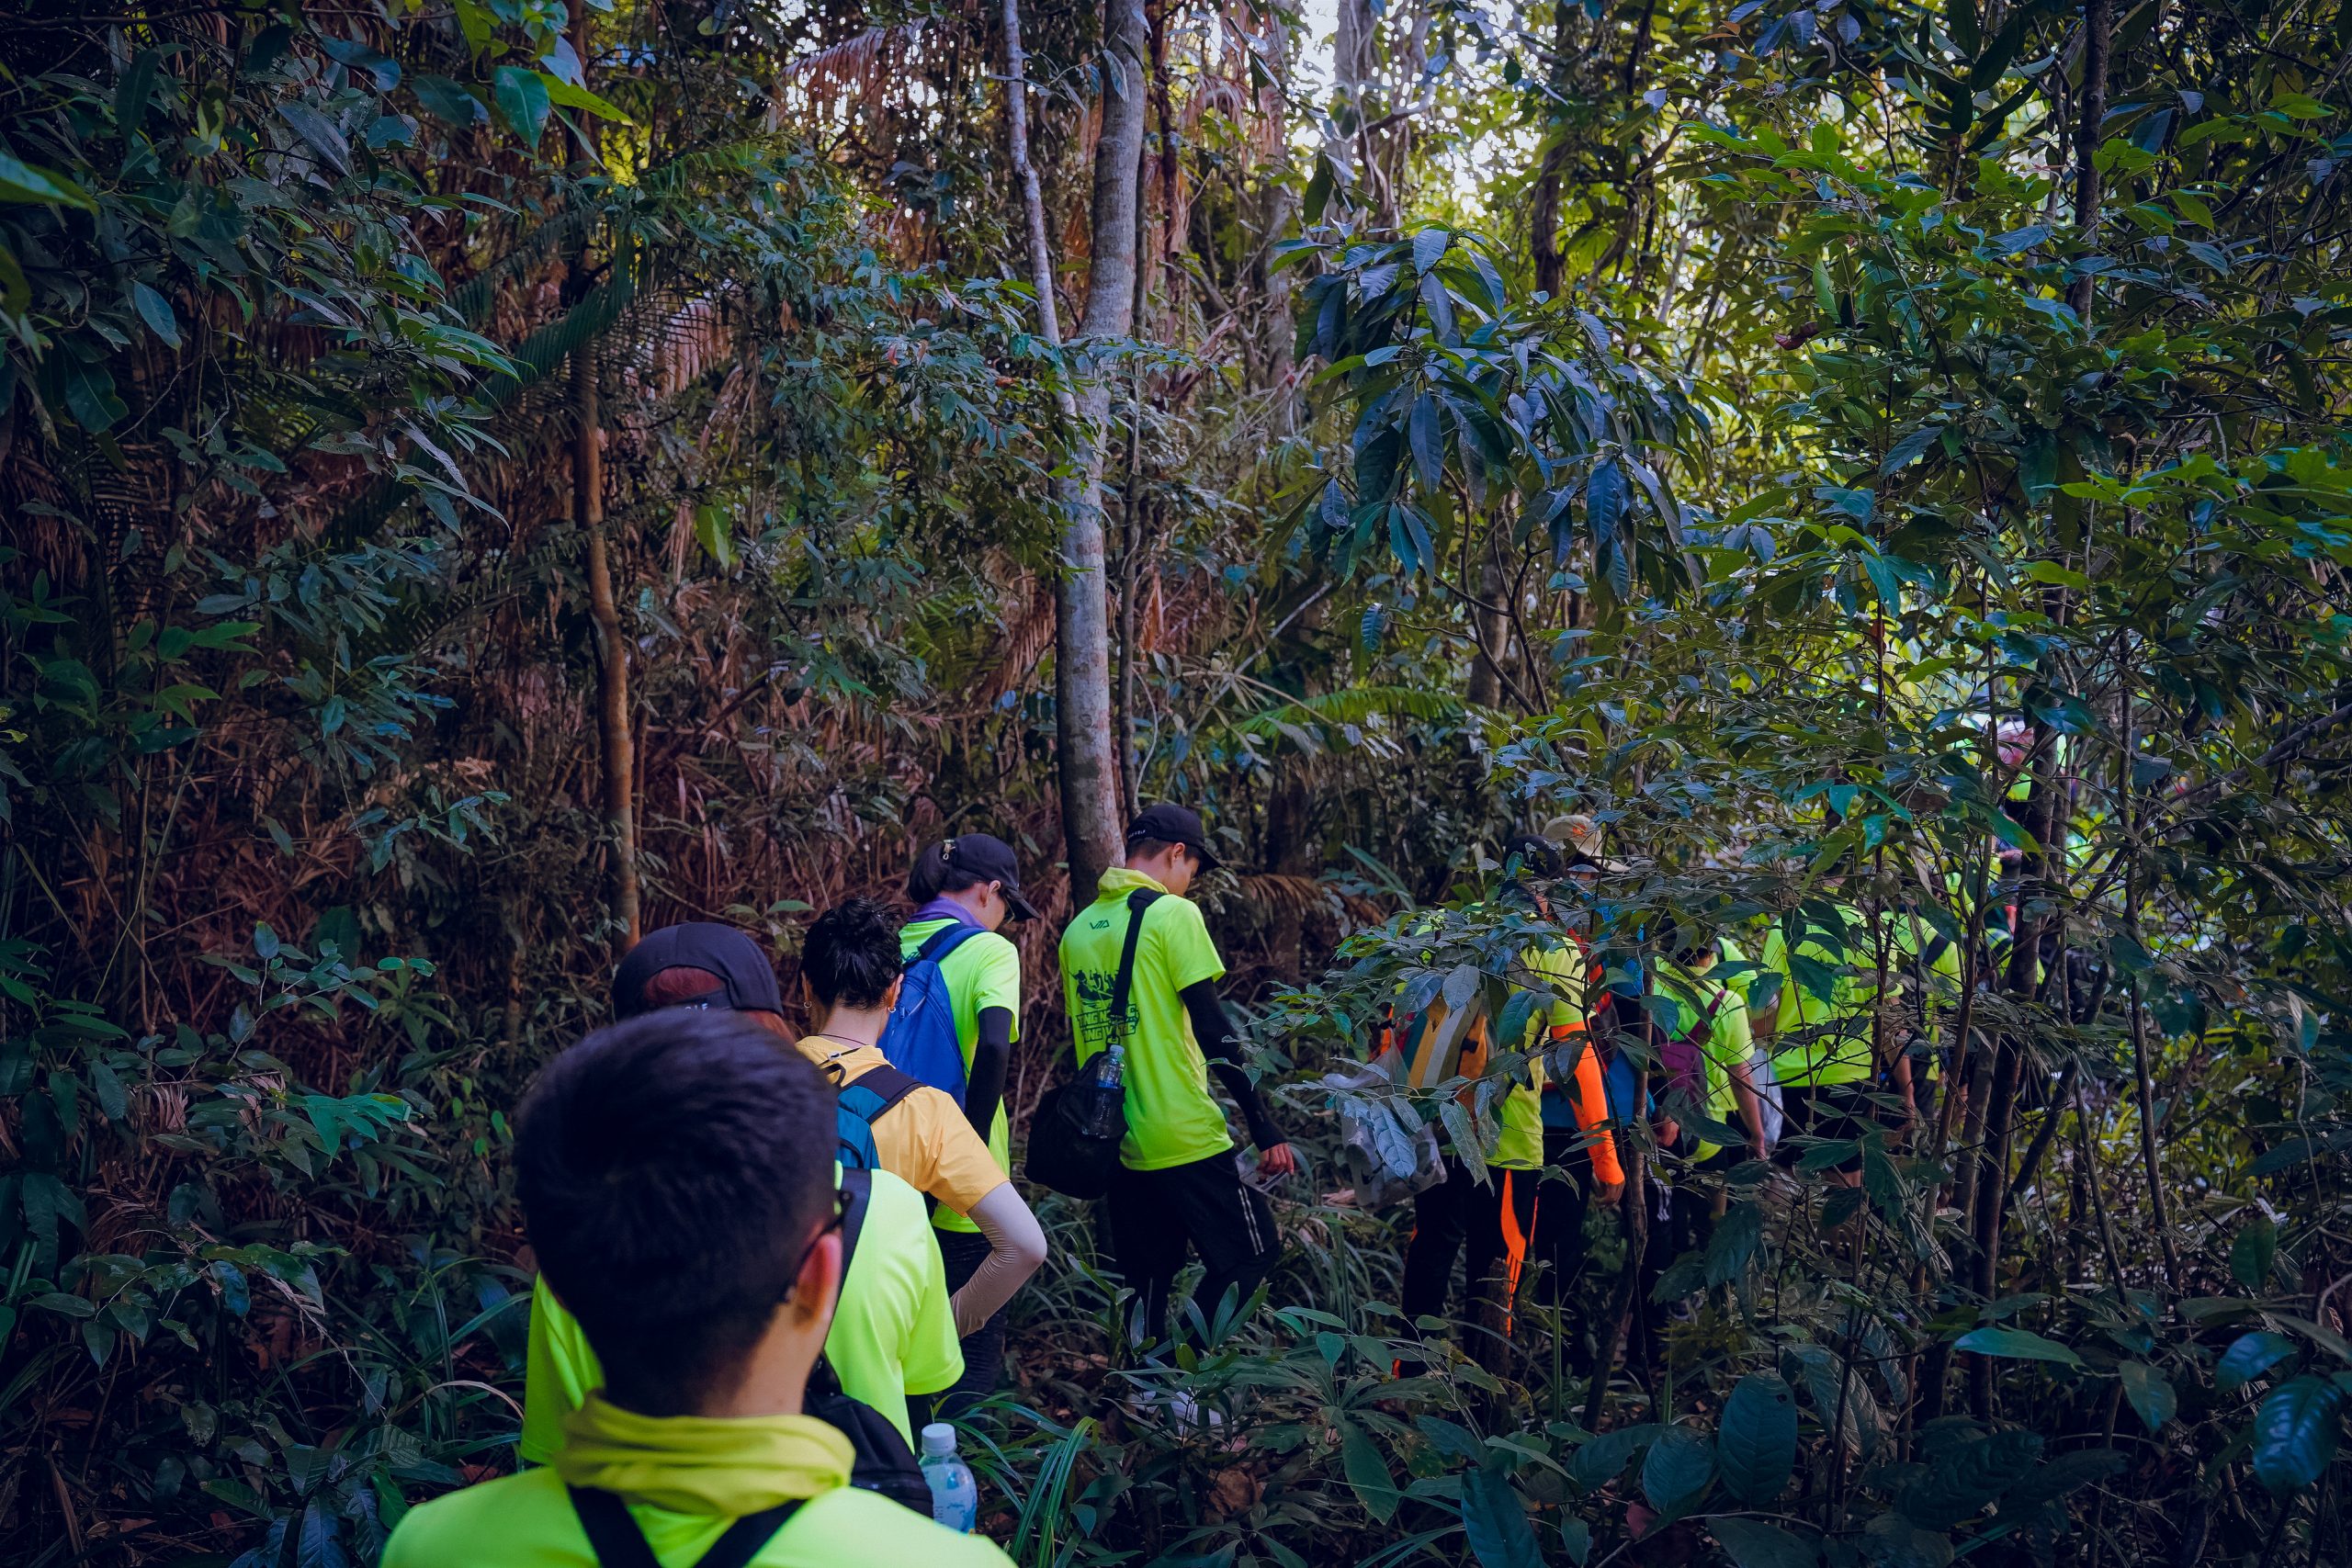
left=1023, top=889, right=1161, bottom=1200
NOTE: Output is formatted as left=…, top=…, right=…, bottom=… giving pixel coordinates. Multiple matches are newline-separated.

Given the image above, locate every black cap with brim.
left=942, top=832, right=1039, bottom=921
left=1125, top=801, right=1223, bottom=873
left=612, top=923, right=786, bottom=1018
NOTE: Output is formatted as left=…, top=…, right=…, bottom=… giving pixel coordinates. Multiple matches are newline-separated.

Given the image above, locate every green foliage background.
left=2, top=0, right=2350, bottom=1563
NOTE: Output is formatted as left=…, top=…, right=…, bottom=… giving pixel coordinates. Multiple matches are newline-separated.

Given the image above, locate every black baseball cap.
left=1126, top=802, right=1223, bottom=873
left=935, top=833, right=1039, bottom=921
left=611, top=922, right=786, bottom=1019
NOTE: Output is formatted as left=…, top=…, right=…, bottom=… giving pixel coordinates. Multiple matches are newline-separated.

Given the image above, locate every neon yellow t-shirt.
left=518, top=1167, right=961, bottom=1456
left=1059, top=868, right=1232, bottom=1170
left=1653, top=959, right=1755, bottom=1157
left=901, top=918, right=1021, bottom=1236
left=1761, top=906, right=1960, bottom=1088
left=1486, top=942, right=1590, bottom=1171
left=387, top=1401, right=1011, bottom=1568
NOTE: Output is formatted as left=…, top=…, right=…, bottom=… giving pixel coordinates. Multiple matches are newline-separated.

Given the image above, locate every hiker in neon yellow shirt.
left=1059, top=803, right=1294, bottom=1348
left=1756, top=898, right=1961, bottom=1179
left=383, top=1011, right=1010, bottom=1568
left=1396, top=837, right=1624, bottom=1363
left=900, top=832, right=1035, bottom=1415
left=520, top=1160, right=960, bottom=1454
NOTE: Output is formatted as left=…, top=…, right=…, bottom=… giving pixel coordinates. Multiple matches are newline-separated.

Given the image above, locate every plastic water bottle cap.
left=920, top=1421, right=958, bottom=1456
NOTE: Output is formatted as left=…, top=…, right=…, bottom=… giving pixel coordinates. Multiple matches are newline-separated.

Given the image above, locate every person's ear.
left=787, top=1230, right=843, bottom=1325
left=883, top=974, right=905, bottom=1010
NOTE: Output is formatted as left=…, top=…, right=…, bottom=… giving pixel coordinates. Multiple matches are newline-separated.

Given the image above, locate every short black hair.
left=1124, top=835, right=1179, bottom=859
left=515, top=1010, right=836, bottom=1415
left=802, top=896, right=904, bottom=1010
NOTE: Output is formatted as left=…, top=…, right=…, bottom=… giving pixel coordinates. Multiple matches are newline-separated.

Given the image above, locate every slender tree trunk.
left=1002, top=0, right=1067, bottom=357
left=1253, top=6, right=1300, bottom=434
left=576, top=345, right=639, bottom=948
left=1528, top=2, right=1575, bottom=299
left=1050, top=0, right=1150, bottom=894
left=568, top=13, right=636, bottom=947
left=2066, top=0, right=2113, bottom=319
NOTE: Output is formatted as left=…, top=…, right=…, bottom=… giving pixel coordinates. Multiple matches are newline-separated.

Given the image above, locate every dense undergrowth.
left=5, top=0, right=2352, bottom=1564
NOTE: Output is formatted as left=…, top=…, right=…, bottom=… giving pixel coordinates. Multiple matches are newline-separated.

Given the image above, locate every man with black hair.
left=521, top=920, right=969, bottom=1453
left=382, top=1011, right=1011, bottom=1568
left=1060, top=803, right=1295, bottom=1360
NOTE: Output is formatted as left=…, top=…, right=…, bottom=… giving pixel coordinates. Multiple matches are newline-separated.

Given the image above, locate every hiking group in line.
left=386, top=802, right=1973, bottom=1567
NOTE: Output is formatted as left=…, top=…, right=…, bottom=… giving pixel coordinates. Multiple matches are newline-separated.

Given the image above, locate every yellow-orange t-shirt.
left=792, top=1035, right=1007, bottom=1216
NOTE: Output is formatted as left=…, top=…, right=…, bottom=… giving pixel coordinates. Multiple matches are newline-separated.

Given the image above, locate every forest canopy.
left=2, top=0, right=2350, bottom=1564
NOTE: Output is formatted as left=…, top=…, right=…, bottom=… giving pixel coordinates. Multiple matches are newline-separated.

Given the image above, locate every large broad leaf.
left=492, top=64, right=552, bottom=149
left=0, top=151, right=98, bottom=209
left=1952, top=1325, right=2081, bottom=1368
left=1717, top=1372, right=1797, bottom=1504
left=1713, top=1517, right=1819, bottom=1568
left=1896, top=1428, right=2040, bottom=1529
left=1459, top=1464, right=1542, bottom=1568
left=2217, top=1331, right=2297, bottom=1391
left=1341, top=1421, right=1400, bottom=1522
left=1567, top=1422, right=1662, bottom=1489
left=2118, top=1361, right=2177, bottom=1433
left=1640, top=1427, right=1714, bottom=1517
left=1411, top=226, right=1451, bottom=276
left=1861, top=1512, right=1953, bottom=1568
left=1408, top=394, right=1445, bottom=491
left=2252, top=1375, right=2344, bottom=1493
left=2230, top=1213, right=2278, bottom=1292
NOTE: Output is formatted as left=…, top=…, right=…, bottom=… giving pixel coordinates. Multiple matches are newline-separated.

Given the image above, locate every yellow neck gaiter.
left=551, top=1393, right=854, bottom=1516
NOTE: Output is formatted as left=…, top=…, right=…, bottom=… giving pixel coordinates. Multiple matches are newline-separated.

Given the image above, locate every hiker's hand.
left=1256, top=1143, right=1299, bottom=1179
left=1655, top=1116, right=1681, bottom=1148
left=1594, top=1178, right=1625, bottom=1205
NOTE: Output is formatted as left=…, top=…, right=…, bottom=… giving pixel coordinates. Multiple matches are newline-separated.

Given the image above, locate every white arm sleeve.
left=948, top=1181, right=1047, bottom=1337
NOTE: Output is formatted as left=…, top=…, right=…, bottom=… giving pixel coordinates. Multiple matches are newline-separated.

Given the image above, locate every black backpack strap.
left=1107, top=889, right=1163, bottom=1049
left=807, top=1167, right=872, bottom=1399
left=851, top=1063, right=924, bottom=1118
left=570, top=1487, right=805, bottom=1568
left=839, top=1166, right=871, bottom=1265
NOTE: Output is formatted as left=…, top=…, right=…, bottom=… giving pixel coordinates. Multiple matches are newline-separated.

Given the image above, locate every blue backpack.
left=876, top=924, right=986, bottom=1105
left=835, top=1064, right=922, bottom=1171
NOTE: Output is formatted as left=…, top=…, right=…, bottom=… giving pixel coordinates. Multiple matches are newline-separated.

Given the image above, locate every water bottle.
left=920, top=1421, right=978, bottom=1533
left=1076, top=1043, right=1126, bottom=1139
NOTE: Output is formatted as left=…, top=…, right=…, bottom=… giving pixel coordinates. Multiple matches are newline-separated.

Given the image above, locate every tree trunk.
left=1253, top=6, right=1300, bottom=434
left=576, top=344, right=639, bottom=948
left=1528, top=2, right=1576, bottom=299
left=1051, top=0, right=1150, bottom=896
left=2066, top=0, right=2114, bottom=320
left=571, top=6, right=635, bottom=949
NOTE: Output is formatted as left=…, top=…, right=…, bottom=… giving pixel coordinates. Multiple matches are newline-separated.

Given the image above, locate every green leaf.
left=29, top=1291, right=96, bottom=1319
left=0, top=152, right=97, bottom=209
left=1340, top=1423, right=1399, bottom=1523
left=542, top=74, right=635, bottom=123
left=320, top=36, right=401, bottom=91
left=1712, top=1517, right=1819, bottom=1568
left=1408, top=394, right=1445, bottom=491
left=492, top=65, right=552, bottom=150
left=413, top=74, right=487, bottom=127
left=1412, top=227, right=1451, bottom=275
left=1459, top=1465, right=1542, bottom=1568
left=1812, top=254, right=1836, bottom=316
left=131, top=282, right=182, bottom=349
left=2118, top=1361, right=2176, bottom=1433
left=88, top=1057, right=130, bottom=1122
left=1879, top=423, right=1943, bottom=477
left=1953, top=1325, right=2081, bottom=1368
left=60, top=358, right=129, bottom=433
left=277, top=101, right=352, bottom=175
left=1717, top=1372, right=1797, bottom=1504
left=1640, top=1427, right=1714, bottom=1517
left=2218, top=1331, right=2297, bottom=1391
left=2252, top=1376, right=2343, bottom=1492
left=2230, top=1213, right=2278, bottom=1292
left=1861, top=1512, right=1953, bottom=1568
left=1897, top=1428, right=2040, bottom=1529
